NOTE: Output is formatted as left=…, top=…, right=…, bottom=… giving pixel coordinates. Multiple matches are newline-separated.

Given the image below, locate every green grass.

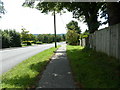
left=1, top=46, right=60, bottom=88
left=67, top=45, right=120, bottom=88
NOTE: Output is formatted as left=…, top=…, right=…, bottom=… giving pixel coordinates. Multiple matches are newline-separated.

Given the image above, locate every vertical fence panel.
left=109, top=24, right=118, bottom=58
left=88, top=23, right=120, bottom=60
left=118, top=24, right=120, bottom=60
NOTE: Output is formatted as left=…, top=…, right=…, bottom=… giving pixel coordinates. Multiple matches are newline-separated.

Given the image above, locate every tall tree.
left=9, top=30, right=21, bottom=47
left=66, top=20, right=81, bottom=34
left=66, top=20, right=80, bottom=45
left=107, top=2, right=120, bottom=26
left=64, top=2, right=104, bottom=33
left=66, top=30, right=79, bottom=45
left=21, top=27, right=30, bottom=41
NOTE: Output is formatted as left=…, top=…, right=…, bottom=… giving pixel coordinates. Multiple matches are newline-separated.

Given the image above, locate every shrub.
left=0, top=29, right=21, bottom=48
left=9, top=30, right=21, bottom=47
left=26, top=42, right=31, bottom=45
left=36, top=41, right=42, bottom=44
left=66, top=30, right=79, bottom=45
left=1, top=30, right=11, bottom=48
left=32, top=41, right=36, bottom=44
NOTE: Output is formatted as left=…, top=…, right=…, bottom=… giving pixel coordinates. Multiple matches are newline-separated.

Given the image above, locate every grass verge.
left=1, top=46, right=60, bottom=88
left=67, top=45, right=120, bottom=88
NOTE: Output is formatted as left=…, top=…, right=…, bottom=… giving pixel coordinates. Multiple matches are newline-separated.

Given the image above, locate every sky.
left=0, top=0, right=108, bottom=34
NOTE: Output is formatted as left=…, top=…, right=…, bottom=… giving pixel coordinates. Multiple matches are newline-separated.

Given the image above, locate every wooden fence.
left=88, top=23, right=120, bottom=60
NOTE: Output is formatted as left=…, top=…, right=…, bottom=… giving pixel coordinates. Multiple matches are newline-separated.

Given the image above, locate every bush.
left=66, top=30, right=79, bottom=45
left=0, top=30, right=11, bottom=48
left=22, top=41, right=34, bottom=45
left=9, top=30, right=21, bottom=47
left=0, top=29, right=21, bottom=49
left=32, top=41, right=36, bottom=44
left=26, top=42, right=31, bottom=45
left=36, top=41, right=42, bottom=44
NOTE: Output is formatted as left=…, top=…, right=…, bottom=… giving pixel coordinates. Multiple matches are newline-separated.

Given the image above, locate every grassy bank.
left=1, top=46, right=60, bottom=88
left=67, top=45, right=120, bottom=88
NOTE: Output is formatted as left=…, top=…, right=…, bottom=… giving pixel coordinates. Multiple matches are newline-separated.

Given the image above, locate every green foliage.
left=64, top=2, right=104, bottom=33
left=23, top=2, right=105, bottom=33
left=66, top=20, right=81, bottom=34
left=66, top=20, right=80, bottom=45
left=21, top=27, right=30, bottom=41
left=0, top=0, right=5, bottom=18
left=0, top=29, right=21, bottom=48
left=26, top=42, right=31, bottom=45
left=36, top=41, right=42, bottom=44
left=9, top=30, right=21, bottom=47
left=36, top=2, right=63, bottom=14
left=29, top=34, right=37, bottom=42
left=62, top=34, right=66, bottom=41
left=37, top=34, right=65, bottom=43
left=107, top=2, right=120, bottom=26
left=67, top=45, right=120, bottom=88
left=66, top=30, right=79, bottom=45
left=1, top=46, right=60, bottom=88
left=21, top=28, right=37, bottom=45
left=0, top=30, right=11, bottom=48
left=80, top=30, right=89, bottom=39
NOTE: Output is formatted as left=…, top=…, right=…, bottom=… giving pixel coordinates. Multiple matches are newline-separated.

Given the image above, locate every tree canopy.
left=66, top=20, right=80, bottom=45
left=66, top=30, right=79, bottom=45
left=0, top=0, right=5, bottom=18
left=23, top=2, right=105, bottom=33
left=23, top=1, right=120, bottom=34
left=66, top=20, right=81, bottom=34
left=107, top=2, right=120, bottom=26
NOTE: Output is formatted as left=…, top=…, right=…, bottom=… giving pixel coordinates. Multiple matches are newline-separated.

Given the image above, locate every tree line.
left=0, top=29, right=21, bottom=48
left=0, top=29, right=66, bottom=49
left=21, top=27, right=66, bottom=45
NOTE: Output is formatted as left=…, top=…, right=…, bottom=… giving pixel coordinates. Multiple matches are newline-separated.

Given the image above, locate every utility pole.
left=54, top=10, right=57, bottom=48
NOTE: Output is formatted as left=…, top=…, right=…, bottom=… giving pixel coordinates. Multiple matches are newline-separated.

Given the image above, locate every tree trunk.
left=107, top=2, right=120, bottom=26
left=85, top=14, right=99, bottom=34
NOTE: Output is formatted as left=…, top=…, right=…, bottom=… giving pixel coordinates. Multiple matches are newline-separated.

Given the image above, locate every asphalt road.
left=0, top=42, right=65, bottom=75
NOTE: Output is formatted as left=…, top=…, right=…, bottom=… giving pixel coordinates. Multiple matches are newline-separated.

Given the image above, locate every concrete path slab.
left=37, top=44, right=76, bottom=88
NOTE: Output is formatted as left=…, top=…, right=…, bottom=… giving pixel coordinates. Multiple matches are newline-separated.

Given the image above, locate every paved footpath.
left=37, top=44, right=76, bottom=88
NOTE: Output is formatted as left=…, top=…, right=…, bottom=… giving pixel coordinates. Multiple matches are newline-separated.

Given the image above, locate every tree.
left=37, top=34, right=44, bottom=42
left=0, top=29, right=21, bottom=48
left=8, top=30, right=21, bottom=47
left=99, top=2, right=120, bottom=26
left=23, top=1, right=120, bottom=33
left=25, top=2, right=104, bottom=33
left=66, top=30, right=79, bottom=45
left=0, top=0, right=5, bottom=18
left=26, top=2, right=105, bottom=33
left=66, top=20, right=80, bottom=44
left=66, top=20, right=81, bottom=34
left=29, top=34, right=37, bottom=42
left=107, top=2, right=120, bottom=26
left=21, top=27, right=30, bottom=41
left=64, top=2, right=105, bottom=33
left=0, top=30, right=10, bottom=48
left=23, top=2, right=59, bottom=47
left=62, top=34, right=66, bottom=41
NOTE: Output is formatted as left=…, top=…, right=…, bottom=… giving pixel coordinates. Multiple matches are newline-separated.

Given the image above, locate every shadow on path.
left=37, top=45, right=76, bottom=88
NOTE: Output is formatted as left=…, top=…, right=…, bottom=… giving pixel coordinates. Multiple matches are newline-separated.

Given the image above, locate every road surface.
left=0, top=42, right=65, bottom=75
